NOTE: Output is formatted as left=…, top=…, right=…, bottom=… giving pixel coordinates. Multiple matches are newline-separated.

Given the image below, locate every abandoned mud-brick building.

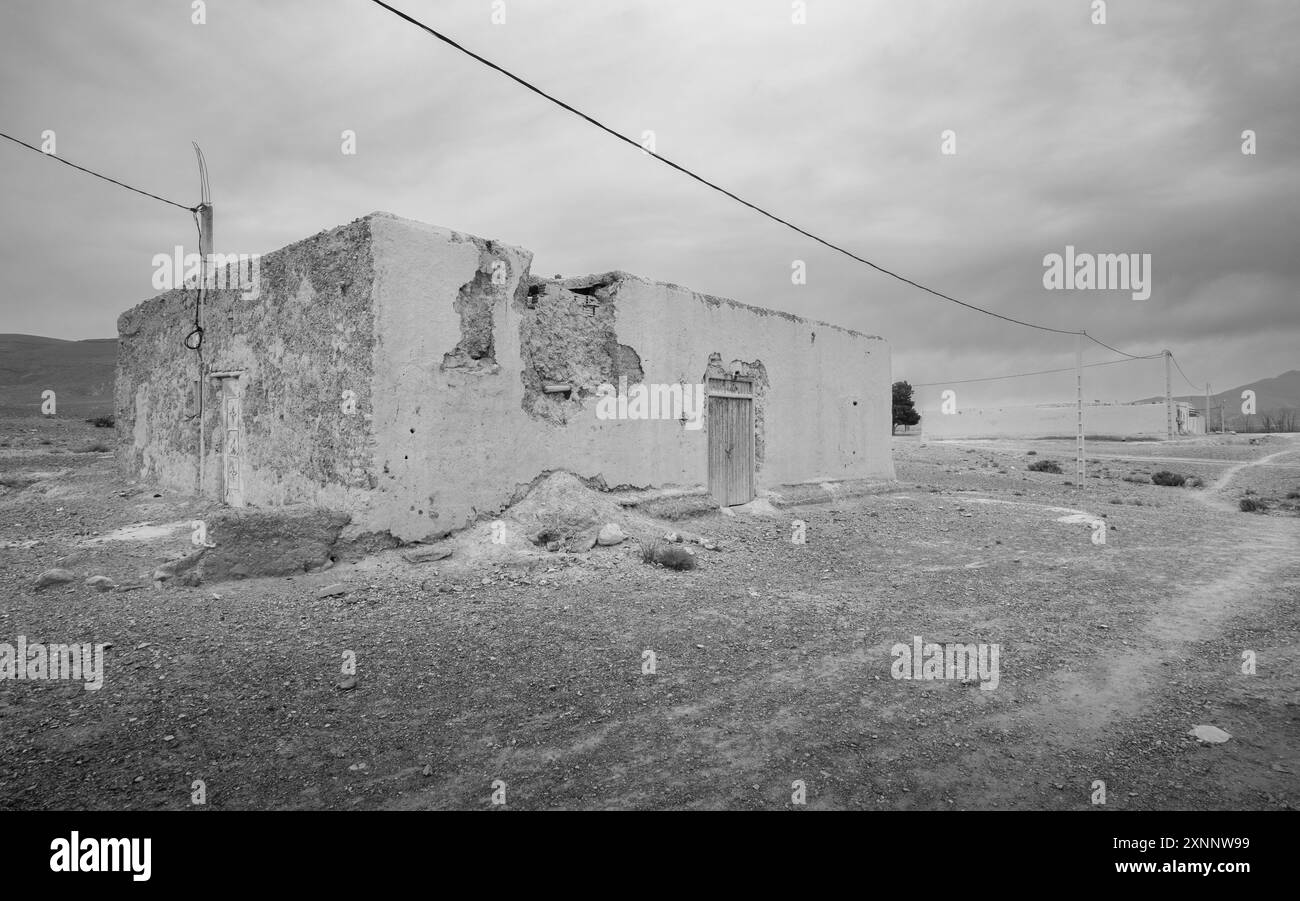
left=116, top=213, right=894, bottom=542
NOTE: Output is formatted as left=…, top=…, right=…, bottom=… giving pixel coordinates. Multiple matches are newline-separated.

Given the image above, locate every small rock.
left=1188, top=724, right=1231, bottom=744
left=401, top=544, right=452, bottom=564
left=337, top=676, right=358, bottom=691
left=421, top=764, right=433, bottom=777
left=163, top=734, right=175, bottom=742
left=597, top=524, right=626, bottom=546
left=84, top=575, right=116, bottom=592
left=34, top=568, right=76, bottom=590
left=316, top=583, right=348, bottom=599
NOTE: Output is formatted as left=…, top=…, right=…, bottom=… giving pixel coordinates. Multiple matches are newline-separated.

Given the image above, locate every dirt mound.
left=507, top=472, right=627, bottom=541
left=443, top=472, right=648, bottom=565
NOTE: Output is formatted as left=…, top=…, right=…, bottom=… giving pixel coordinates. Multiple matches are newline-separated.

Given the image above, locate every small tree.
left=892, top=380, right=921, bottom=434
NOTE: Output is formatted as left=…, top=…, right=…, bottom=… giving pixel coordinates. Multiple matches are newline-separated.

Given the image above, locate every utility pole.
left=192, top=142, right=212, bottom=497
left=1076, top=331, right=1085, bottom=483
left=1164, top=350, right=1173, bottom=439
left=1205, top=383, right=1211, bottom=436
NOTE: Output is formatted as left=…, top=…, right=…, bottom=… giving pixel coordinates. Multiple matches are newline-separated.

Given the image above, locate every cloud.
left=0, top=0, right=1295, bottom=400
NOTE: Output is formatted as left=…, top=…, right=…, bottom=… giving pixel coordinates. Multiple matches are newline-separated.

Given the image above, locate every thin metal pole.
left=1076, top=331, right=1085, bottom=483
left=1165, top=350, right=1173, bottom=439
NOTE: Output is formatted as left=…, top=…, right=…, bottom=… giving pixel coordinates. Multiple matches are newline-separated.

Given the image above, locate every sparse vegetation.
left=1239, top=498, right=1268, bottom=513
left=85, top=415, right=115, bottom=428
left=1287, top=490, right=1300, bottom=500
left=641, top=540, right=697, bottom=570
left=75, top=442, right=111, bottom=453
left=1027, top=459, right=1063, bottom=474
left=1151, top=471, right=1187, bottom=487
left=637, top=494, right=718, bottom=521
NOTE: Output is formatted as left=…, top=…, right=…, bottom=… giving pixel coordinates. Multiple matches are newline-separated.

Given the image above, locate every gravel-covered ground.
left=1, top=417, right=1297, bottom=810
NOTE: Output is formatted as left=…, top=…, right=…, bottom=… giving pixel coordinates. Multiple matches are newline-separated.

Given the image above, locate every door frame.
left=706, top=376, right=755, bottom=506
left=208, top=371, right=246, bottom=507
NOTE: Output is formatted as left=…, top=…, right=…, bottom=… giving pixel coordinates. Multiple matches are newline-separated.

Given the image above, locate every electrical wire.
left=1169, top=352, right=1204, bottom=391
left=365, top=0, right=1118, bottom=344
left=184, top=208, right=206, bottom=352
left=912, top=353, right=1162, bottom=388
left=0, top=130, right=196, bottom=211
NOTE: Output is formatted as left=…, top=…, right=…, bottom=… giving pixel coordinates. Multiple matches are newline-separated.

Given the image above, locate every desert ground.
left=1, top=415, right=1297, bottom=810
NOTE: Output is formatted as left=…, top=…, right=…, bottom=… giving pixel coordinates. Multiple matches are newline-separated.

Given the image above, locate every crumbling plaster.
left=368, top=214, right=892, bottom=541
left=117, top=217, right=379, bottom=513
left=119, top=212, right=894, bottom=544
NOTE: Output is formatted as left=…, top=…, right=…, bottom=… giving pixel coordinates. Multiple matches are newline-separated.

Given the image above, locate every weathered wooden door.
left=707, top=377, right=754, bottom=506
left=220, top=378, right=245, bottom=507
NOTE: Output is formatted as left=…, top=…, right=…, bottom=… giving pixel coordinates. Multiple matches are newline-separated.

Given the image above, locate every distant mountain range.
left=1133, top=369, right=1300, bottom=430
left=0, top=334, right=117, bottom=416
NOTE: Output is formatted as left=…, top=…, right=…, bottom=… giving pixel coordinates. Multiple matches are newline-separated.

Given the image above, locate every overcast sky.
left=1, top=0, right=1296, bottom=406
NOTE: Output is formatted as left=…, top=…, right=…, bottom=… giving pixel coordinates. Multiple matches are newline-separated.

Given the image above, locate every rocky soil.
left=1, top=417, right=1297, bottom=810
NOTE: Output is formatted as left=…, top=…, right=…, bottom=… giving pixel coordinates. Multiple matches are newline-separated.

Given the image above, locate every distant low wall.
left=921, top=401, right=1169, bottom=440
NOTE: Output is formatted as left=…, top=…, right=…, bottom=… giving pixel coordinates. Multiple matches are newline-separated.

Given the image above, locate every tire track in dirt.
left=983, top=443, right=1300, bottom=744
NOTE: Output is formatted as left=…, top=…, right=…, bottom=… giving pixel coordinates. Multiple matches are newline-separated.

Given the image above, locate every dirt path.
left=979, top=444, right=1299, bottom=796
left=1201, top=442, right=1300, bottom=504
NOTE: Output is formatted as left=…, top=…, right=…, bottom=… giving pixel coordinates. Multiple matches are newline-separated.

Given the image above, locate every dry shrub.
left=641, top=540, right=697, bottom=570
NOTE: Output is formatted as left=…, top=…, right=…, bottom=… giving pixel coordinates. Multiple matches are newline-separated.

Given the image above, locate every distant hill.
left=1134, top=369, right=1300, bottom=431
left=0, top=334, right=117, bottom=416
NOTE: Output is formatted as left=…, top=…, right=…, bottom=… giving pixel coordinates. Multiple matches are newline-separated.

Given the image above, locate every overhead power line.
left=0, top=130, right=196, bottom=212
left=1083, top=333, right=1153, bottom=360
left=1169, top=352, right=1204, bottom=391
left=912, top=352, right=1163, bottom=388
left=365, top=0, right=1161, bottom=360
